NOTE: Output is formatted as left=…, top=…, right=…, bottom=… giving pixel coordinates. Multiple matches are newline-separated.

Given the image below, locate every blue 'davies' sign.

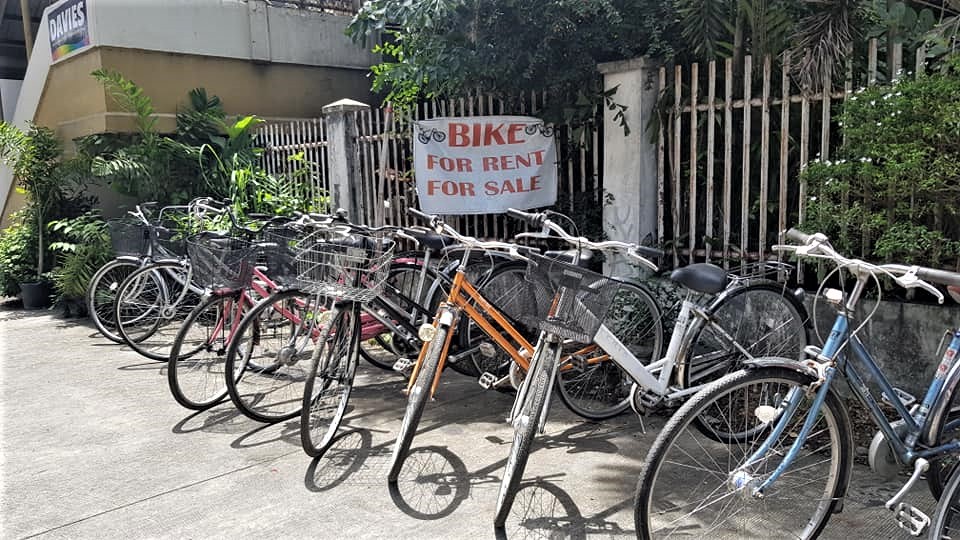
left=49, top=0, right=89, bottom=61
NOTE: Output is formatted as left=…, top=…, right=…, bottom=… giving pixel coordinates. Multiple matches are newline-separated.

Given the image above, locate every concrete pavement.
left=0, top=307, right=936, bottom=539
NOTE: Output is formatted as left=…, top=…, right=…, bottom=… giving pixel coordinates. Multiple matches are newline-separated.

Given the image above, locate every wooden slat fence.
left=257, top=92, right=602, bottom=239
left=660, top=37, right=926, bottom=270
left=257, top=118, right=331, bottom=207
left=354, top=92, right=601, bottom=236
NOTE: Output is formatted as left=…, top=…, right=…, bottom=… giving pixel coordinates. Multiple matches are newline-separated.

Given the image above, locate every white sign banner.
left=413, top=116, right=558, bottom=215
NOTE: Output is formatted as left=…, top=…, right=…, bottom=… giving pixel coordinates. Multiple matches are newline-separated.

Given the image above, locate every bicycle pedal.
left=568, top=355, right=587, bottom=372
left=881, top=387, right=917, bottom=409
left=392, top=358, right=414, bottom=374
left=892, top=503, right=929, bottom=536
left=478, top=371, right=497, bottom=389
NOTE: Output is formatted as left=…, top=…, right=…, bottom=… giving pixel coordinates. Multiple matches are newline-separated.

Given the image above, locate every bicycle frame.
left=405, top=259, right=535, bottom=399
left=744, top=304, right=960, bottom=495
left=594, top=288, right=766, bottom=403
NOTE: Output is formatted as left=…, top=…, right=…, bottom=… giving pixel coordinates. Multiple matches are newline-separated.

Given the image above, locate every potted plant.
left=0, top=123, right=65, bottom=308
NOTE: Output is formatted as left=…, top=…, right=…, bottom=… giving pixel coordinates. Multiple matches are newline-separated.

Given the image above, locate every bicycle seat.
left=670, top=263, right=729, bottom=294
left=408, top=229, right=457, bottom=253
left=544, top=248, right=593, bottom=268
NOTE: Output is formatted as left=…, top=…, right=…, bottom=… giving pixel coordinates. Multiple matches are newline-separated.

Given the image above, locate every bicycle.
left=634, top=228, right=960, bottom=539
left=87, top=202, right=189, bottom=342
left=226, top=220, right=456, bottom=425
left=295, top=214, right=406, bottom=455
left=492, top=209, right=810, bottom=527
left=111, top=198, right=234, bottom=361
left=387, top=208, right=666, bottom=485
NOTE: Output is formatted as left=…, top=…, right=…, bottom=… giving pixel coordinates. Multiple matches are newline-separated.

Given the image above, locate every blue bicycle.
left=634, top=229, right=960, bottom=539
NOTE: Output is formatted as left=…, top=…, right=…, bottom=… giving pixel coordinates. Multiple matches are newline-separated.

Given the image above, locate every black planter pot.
left=19, top=281, right=50, bottom=310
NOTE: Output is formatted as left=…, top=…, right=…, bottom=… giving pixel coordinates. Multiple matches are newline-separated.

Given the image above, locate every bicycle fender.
left=115, top=255, right=141, bottom=262
left=743, top=357, right=819, bottom=379
left=922, top=353, right=960, bottom=447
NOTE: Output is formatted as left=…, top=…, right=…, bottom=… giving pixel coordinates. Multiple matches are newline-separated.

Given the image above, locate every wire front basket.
left=294, top=227, right=395, bottom=303
left=523, top=253, right=621, bottom=342
left=153, top=226, right=187, bottom=259
left=108, top=220, right=151, bottom=257
left=186, top=234, right=259, bottom=291
left=257, top=223, right=304, bottom=288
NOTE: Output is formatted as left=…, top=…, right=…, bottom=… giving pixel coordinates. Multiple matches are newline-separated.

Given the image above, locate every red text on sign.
left=484, top=176, right=541, bottom=195
left=425, top=154, right=473, bottom=172
left=449, top=123, right=527, bottom=147
left=426, top=180, right=476, bottom=197
left=482, top=150, right=545, bottom=171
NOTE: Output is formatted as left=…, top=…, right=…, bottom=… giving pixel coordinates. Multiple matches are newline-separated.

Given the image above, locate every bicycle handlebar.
left=775, top=228, right=960, bottom=303
left=406, top=208, right=526, bottom=257
left=506, top=208, right=660, bottom=271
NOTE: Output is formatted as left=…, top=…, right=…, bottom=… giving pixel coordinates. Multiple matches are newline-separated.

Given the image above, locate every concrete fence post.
left=597, top=57, right=660, bottom=276
left=321, top=98, right=369, bottom=221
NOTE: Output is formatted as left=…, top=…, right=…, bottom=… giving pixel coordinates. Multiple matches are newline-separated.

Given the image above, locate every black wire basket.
left=108, top=220, right=151, bottom=257
left=294, top=227, right=395, bottom=303
left=185, top=233, right=259, bottom=291
left=523, top=252, right=621, bottom=342
left=153, top=226, right=187, bottom=259
left=257, top=223, right=305, bottom=288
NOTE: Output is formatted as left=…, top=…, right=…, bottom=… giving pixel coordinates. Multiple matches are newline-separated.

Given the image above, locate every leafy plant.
left=801, top=55, right=960, bottom=268
left=0, top=208, right=39, bottom=296
left=347, top=0, right=680, bottom=133
left=0, top=123, right=70, bottom=280
left=47, top=212, right=112, bottom=301
left=89, top=69, right=203, bottom=204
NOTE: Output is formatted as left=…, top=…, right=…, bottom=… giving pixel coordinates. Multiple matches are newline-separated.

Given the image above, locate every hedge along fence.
left=800, top=56, right=960, bottom=271
left=658, top=38, right=942, bottom=274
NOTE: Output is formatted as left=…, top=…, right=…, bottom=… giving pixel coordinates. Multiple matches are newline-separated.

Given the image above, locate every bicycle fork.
left=507, top=335, right=562, bottom=435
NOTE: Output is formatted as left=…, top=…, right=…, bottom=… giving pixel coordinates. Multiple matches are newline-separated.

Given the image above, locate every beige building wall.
left=1, top=45, right=374, bottom=226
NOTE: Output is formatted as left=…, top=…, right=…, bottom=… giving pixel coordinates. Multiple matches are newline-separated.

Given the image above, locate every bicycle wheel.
left=300, top=302, right=362, bottom=456
left=226, top=289, right=324, bottom=423
left=681, top=281, right=809, bottom=390
left=927, top=384, right=960, bottom=499
left=494, top=339, right=560, bottom=528
left=168, top=293, right=244, bottom=410
left=555, top=280, right=663, bottom=420
left=359, top=263, right=441, bottom=371
left=116, top=262, right=202, bottom=361
left=930, top=466, right=960, bottom=539
left=87, top=259, right=141, bottom=343
left=388, top=321, right=450, bottom=482
left=454, top=261, right=535, bottom=379
left=634, top=366, right=853, bottom=539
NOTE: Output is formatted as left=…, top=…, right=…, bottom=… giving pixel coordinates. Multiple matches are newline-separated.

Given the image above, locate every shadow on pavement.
left=494, top=481, right=636, bottom=539
left=230, top=418, right=301, bottom=449
left=388, top=445, right=471, bottom=520
left=171, top=402, right=249, bottom=435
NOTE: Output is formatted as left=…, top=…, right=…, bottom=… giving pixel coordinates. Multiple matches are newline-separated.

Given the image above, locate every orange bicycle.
left=386, top=208, right=664, bottom=482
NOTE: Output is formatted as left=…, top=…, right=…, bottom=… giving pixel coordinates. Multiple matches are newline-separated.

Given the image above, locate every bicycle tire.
left=927, top=384, right=960, bottom=499
left=300, top=302, right=362, bottom=456
left=359, top=263, right=441, bottom=371
left=493, top=339, right=559, bottom=528
left=226, top=289, right=323, bottom=423
left=929, top=464, right=960, bottom=539
left=388, top=320, right=450, bottom=483
left=634, top=366, right=853, bottom=539
left=681, top=281, right=810, bottom=390
left=87, top=259, right=141, bottom=343
left=453, top=261, right=535, bottom=379
left=115, top=261, right=202, bottom=362
left=168, top=292, right=244, bottom=410
left=555, top=280, right=664, bottom=420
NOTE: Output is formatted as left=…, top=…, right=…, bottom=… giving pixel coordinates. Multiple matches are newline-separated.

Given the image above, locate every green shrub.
left=48, top=212, right=112, bottom=301
left=0, top=209, right=39, bottom=296
left=801, top=56, right=960, bottom=268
